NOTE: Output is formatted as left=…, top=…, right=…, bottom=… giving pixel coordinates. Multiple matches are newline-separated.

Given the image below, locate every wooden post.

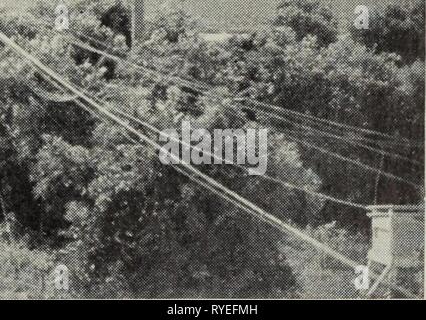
left=132, top=0, right=145, bottom=46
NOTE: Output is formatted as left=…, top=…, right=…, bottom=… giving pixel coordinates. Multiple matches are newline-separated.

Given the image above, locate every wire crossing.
left=0, top=29, right=419, bottom=299
left=236, top=100, right=423, bottom=164
left=28, top=63, right=368, bottom=211
left=28, top=18, right=423, bottom=150
left=48, top=34, right=422, bottom=188
left=58, top=29, right=422, bottom=147
left=21, top=28, right=423, bottom=193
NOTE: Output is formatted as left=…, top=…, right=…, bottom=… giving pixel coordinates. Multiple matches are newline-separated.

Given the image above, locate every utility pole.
left=131, top=0, right=145, bottom=46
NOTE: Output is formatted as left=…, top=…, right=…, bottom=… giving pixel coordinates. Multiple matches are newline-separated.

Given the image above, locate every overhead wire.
left=27, top=63, right=367, bottom=210
left=230, top=98, right=422, bottom=165
left=17, top=26, right=422, bottom=192
left=60, top=31, right=423, bottom=147
left=30, top=18, right=423, bottom=150
left=280, top=130, right=421, bottom=189
left=1, top=30, right=419, bottom=298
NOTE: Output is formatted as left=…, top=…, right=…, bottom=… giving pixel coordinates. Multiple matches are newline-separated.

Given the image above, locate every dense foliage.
left=274, top=0, right=338, bottom=47
left=350, top=1, right=425, bottom=64
left=0, top=0, right=424, bottom=298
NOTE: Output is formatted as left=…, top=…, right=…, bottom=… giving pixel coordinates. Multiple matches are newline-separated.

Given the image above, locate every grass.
left=281, top=224, right=424, bottom=299
left=0, top=221, right=423, bottom=299
left=281, top=225, right=368, bottom=299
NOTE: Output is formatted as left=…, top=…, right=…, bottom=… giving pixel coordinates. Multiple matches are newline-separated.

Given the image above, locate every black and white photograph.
left=0, top=0, right=424, bottom=303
